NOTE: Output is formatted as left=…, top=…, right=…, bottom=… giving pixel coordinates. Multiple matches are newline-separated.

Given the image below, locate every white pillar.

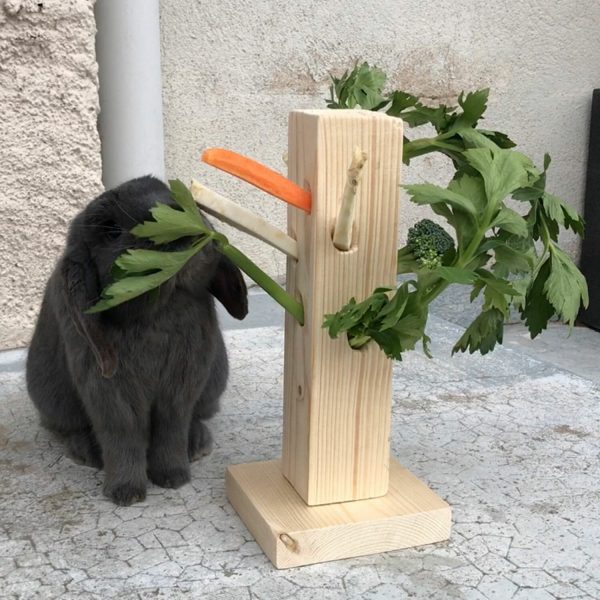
left=95, top=0, right=165, bottom=188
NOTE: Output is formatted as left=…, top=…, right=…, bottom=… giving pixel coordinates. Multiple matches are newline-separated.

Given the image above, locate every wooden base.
left=226, top=458, right=451, bottom=568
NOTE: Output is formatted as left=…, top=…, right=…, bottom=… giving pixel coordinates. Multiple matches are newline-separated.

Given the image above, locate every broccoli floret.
left=406, top=219, right=454, bottom=269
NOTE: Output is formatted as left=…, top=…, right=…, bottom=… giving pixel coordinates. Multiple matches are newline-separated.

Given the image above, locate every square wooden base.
left=226, top=458, right=451, bottom=568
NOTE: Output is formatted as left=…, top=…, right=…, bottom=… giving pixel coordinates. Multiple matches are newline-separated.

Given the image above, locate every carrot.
left=201, top=148, right=312, bottom=213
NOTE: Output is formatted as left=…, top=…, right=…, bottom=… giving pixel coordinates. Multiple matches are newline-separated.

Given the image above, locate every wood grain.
left=226, top=458, right=451, bottom=569
left=282, top=110, right=403, bottom=505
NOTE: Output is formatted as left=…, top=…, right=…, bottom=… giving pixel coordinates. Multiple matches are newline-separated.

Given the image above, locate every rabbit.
left=26, top=175, right=248, bottom=506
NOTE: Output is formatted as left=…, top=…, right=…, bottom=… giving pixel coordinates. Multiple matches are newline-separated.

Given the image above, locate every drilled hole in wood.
left=295, top=289, right=305, bottom=327
left=330, top=222, right=358, bottom=254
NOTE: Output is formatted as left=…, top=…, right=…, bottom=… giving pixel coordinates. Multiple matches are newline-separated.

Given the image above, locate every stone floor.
left=1, top=292, right=599, bottom=599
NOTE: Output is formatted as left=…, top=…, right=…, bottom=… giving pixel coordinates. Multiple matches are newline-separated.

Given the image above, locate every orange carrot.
left=201, top=148, right=311, bottom=213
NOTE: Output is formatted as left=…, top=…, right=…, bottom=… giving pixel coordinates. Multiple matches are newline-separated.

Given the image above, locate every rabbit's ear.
left=61, top=254, right=118, bottom=378
left=208, top=254, right=248, bottom=320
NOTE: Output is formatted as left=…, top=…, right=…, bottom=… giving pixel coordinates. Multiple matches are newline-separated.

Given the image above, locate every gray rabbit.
left=26, top=176, right=247, bottom=505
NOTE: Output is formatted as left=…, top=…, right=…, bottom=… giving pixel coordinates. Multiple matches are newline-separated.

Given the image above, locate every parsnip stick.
left=332, top=147, right=368, bottom=251
left=190, top=180, right=299, bottom=260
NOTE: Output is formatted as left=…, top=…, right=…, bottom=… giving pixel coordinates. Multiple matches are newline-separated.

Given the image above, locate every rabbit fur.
left=26, top=176, right=248, bottom=506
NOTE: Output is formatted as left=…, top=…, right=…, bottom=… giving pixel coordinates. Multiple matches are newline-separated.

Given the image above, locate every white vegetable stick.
left=190, top=180, right=299, bottom=260
left=332, top=147, right=368, bottom=251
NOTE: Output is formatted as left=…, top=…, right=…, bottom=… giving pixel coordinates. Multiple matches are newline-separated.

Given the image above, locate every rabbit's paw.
left=188, top=421, right=213, bottom=462
left=148, top=465, right=191, bottom=489
left=104, top=480, right=147, bottom=506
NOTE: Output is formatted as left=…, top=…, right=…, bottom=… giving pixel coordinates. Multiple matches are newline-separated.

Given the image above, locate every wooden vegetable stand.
left=224, top=109, right=451, bottom=568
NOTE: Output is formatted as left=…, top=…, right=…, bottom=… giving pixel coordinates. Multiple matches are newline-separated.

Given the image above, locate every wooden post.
left=226, top=110, right=451, bottom=568
left=282, top=109, right=400, bottom=505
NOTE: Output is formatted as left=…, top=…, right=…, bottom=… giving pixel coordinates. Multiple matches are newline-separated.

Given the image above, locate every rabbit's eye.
left=102, top=221, right=121, bottom=240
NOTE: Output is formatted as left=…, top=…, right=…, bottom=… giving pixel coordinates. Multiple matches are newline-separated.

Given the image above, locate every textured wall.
left=160, top=0, right=600, bottom=282
left=0, top=0, right=102, bottom=350
left=2, top=1, right=597, bottom=349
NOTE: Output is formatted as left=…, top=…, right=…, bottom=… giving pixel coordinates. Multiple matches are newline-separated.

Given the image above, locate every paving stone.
left=342, top=565, right=381, bottom=595
left=1, top=315, right=599, bottom=598
left=477, top=574, right=519, bottom=599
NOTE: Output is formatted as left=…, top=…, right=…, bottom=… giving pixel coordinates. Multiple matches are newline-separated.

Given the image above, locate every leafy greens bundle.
left=87, top=180, right=304, bottom=324
left=323, top=62, right=588, bottom=359
left=90, top=61, right=588, bottom=363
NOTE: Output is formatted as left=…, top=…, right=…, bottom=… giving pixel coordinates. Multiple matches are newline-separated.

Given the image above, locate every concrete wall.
left=0, top=0, right=102, bottom=350
left=1, top=0, right=598, bottom=350
left=160, top=0, right=600, bottom=281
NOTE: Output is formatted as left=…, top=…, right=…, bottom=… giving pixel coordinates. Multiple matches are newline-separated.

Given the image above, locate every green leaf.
left=521, top=257, right=555, bottom=337
left=531, top=201, right=560, bottom=242
left=452, top=308, right=505, bottom=355
left=470, top=278, right=485, bottom=302
left=131, top=203, right=208, bottom=244
left=403, top=183, right=478, bottom=217
left=372, top=313, right=426, bottom=359
left=352, top=63, right=387, bottom=109
left=427, top=200, right=455, bottom=223
left=491, top=206, right=529, bottom=237
left=510, top=155, right=584, bottom=241
left=476, top=270, right=518, bottom=296
left=435, top=266, right=478, bottom=284
left=543, top=153, right=552, bottom=170
left=478, top=238, right=506, bottom=253
left=327, top=62, right=387, bottom=110
left=464, top=147, right=538, bottom=207
left=378, top=285, right=410, bottom=331
left=323, top=283, right=427, bottom=360
left=478, top=129, right=516, bottom=148
left=541, top=193, right=585, bottom=237
left=448, top=173, right=487, bottom=214
left=483, top=283, right=510, bottom=316
left=130, top=179, right=209, bottom=244
left=407, top=105, right=453, bottom=131
left=473, top=270, right=518, bottom=317
left=509, top=277, right=530, bottom=312
left=386, top=92, right=454, bottom=131
left=397, top=246, right=420, bottom=274
left=545, top=245, right=589, bottom=325
left=456, top=128, right=499, bottom=150
left=385, top=90, right=420, bottom=117
left=512, top=186, right=543, bottom=203
left=492, top=239, right=535, bottom=277
left=86, top=272, right=168, bottom=313
left=324, top=290, right=388, bottom=339
left=169, top=179, right=201, bottom=215
left=403, top=184, right=479, bottom=252
left=454, top=89, right=489, bottom=129
left=86, top=241, right=206, bottom=313
left=426, top=180, right=480, bottom=250
left=114, top=243, right=206, bottom=273
left=422, top=333, right=433, bottom=358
